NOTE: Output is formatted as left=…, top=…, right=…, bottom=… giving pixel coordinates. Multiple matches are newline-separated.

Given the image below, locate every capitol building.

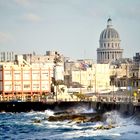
left=97, top=18, right=123, bottom=64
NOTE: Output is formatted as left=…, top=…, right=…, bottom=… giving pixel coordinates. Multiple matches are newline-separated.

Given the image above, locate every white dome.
left=99, top=18, right=121, bottom=49
left=100, top=18, right=120, bottom=41
left=97, top=18, right=123, bottom=64
left=100, top=27, right=120, bottom=40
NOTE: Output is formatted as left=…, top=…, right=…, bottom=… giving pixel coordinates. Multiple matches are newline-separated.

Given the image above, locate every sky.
left=0, top=0, right=140, bottom=61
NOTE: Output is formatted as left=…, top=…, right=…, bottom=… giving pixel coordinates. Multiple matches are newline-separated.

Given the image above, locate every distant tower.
left=97, top=18, right=123, bottom=64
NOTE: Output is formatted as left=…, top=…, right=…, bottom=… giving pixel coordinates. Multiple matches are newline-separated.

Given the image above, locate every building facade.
left=97, top=18, right=123, bottom=64
left=0, top=51, right=15, bottom=62
left=72, top=64, right=110, bottom=93
left=0, top=56, right=53, bottom=101
left=64, top=59, right=93, bottom=87
left=133, top=52, right=140, bottom=64
left=23, top=51, right=64, bottom=64
left=132, top=53, right=140, bottom=89
left=109, top=58, right=133, bottom=89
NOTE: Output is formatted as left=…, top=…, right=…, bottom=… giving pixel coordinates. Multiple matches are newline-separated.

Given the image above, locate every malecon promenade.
left=0, top=89, right=140, bottom=114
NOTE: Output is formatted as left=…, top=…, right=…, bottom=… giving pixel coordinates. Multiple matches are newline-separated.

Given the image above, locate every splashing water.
left=0, top=109, right=140, bottom=140
left=44, top=110, right=54, bottom=116
left=103, top=111, right=124, bottom=125
left=67, top=106, right=96, bottom=114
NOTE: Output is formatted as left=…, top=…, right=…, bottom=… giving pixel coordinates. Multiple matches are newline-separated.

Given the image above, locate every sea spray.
left=0, top=109, right=140, bottom=140
left=103, top=110, right=136, bottom=127
left=103, top=111, right=121, bottom=125
left=67, top=106, right=96, bottom=114
left=45, top=110, right=54, bottom=116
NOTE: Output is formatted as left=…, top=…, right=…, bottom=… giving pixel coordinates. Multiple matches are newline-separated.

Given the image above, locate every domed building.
left=97, top=18, right=123, bottom=64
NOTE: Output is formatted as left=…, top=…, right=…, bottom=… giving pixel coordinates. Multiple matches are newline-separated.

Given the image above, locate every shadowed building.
left=0, top=51, right=15, bottom=62
left=97, top=18, right=123, bottom=64
left=132, top=53, right=140, bottom=89
left=133, top=52, right=140, bottom=64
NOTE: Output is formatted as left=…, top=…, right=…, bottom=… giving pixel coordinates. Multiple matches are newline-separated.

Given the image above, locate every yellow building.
left=72, top=64, right=110, bottom=93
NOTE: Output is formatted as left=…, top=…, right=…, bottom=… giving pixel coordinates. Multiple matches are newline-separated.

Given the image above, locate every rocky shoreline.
left=32, top=110, right=117, bottom=130
left=48, top=113, right=103, bottom=123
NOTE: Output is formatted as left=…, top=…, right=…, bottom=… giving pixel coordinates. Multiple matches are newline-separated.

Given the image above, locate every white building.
left=71, top=64, right=110, bottom=93
left=97, top=18, right=123, bottom=64
left=54, top=65, right=64, bottom=81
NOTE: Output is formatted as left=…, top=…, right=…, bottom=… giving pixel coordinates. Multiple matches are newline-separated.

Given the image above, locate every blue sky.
left=0, top=0, right=140, bottom=60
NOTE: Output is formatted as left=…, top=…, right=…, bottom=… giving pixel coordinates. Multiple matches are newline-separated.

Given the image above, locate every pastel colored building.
left=0, top=56, right=53, bottom=101
left=71, top=64, right=110, bottom=93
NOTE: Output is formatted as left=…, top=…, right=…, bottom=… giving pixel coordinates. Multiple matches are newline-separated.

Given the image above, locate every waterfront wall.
left=0, top=101, right=139, bottom=114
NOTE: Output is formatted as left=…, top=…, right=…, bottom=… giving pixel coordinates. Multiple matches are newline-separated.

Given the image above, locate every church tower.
left=97, top=18, right=123, bottom=64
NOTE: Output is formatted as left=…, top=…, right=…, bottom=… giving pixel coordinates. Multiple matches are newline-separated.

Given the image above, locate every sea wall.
left=0, top=101, right=139, bottom=114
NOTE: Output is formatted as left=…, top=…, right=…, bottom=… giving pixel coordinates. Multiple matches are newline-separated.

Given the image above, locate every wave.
left=62, top=106, right=96, bottom=114
left=1, top=106, right=140, bottom=140
left=40, top=110, right=139, bottom=139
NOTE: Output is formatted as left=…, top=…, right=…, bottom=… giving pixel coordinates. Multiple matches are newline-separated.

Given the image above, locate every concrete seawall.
left=0, top=101, right=139, bottom=114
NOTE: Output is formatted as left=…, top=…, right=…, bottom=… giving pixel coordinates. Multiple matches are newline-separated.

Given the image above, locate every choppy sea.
left=0, top=106, right=140, bottom=140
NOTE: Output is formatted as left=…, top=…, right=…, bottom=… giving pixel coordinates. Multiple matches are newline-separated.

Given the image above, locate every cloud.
left=0, top=32, right=14, bottom=44
left=22, top=13, right=41, bottom=22
left=15, top=0, right=30, bottom=6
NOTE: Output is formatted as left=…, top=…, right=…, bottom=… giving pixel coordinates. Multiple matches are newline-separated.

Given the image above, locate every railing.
left=0, top=94, right=140, bottom=105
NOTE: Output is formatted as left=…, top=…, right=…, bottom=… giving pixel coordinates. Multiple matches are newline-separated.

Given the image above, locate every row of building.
left=0, top=18, right=140, bottom=101
left=0, top=50, right=139, bottom=101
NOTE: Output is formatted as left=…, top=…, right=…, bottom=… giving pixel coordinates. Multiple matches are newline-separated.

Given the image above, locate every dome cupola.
left=107, top=18, right=112, bottom=27
left=97, top=18, right=123, bottom=64
left=99, top=18, right=120, bottom=48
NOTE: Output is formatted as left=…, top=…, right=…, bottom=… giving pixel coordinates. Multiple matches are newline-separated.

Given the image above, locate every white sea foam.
left=1, top=109, right=140, bottom=140
left=46, top=111, right=135, bottom=139
left=103, top=111, right=124, bottom=125
left=44, top=109, right=54, bottom=116
left=26, top=110, right=139, bottom=139
left=68, top=106, right=96, bottom=114
left=24, top=111, right=37, bottom=116
left=50, top=126, right=121, bottom=139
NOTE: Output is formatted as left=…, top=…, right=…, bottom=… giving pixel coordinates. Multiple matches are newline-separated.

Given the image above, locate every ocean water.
left=0, top=107, right=140, bottom=140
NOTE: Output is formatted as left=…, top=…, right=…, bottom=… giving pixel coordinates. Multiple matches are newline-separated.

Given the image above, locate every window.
left=112, top=53, right=114, bottom=59
left=112, top=43, right=114, bottom=48
left=24, top=84, right=30, bottom=88
left=23, top=71, right=30, bottom=80
left=101, top=43, right=103, bottom=48
left=32, top=84, right=40, bottom=89
left=136, top=81, right=138, bottom=87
